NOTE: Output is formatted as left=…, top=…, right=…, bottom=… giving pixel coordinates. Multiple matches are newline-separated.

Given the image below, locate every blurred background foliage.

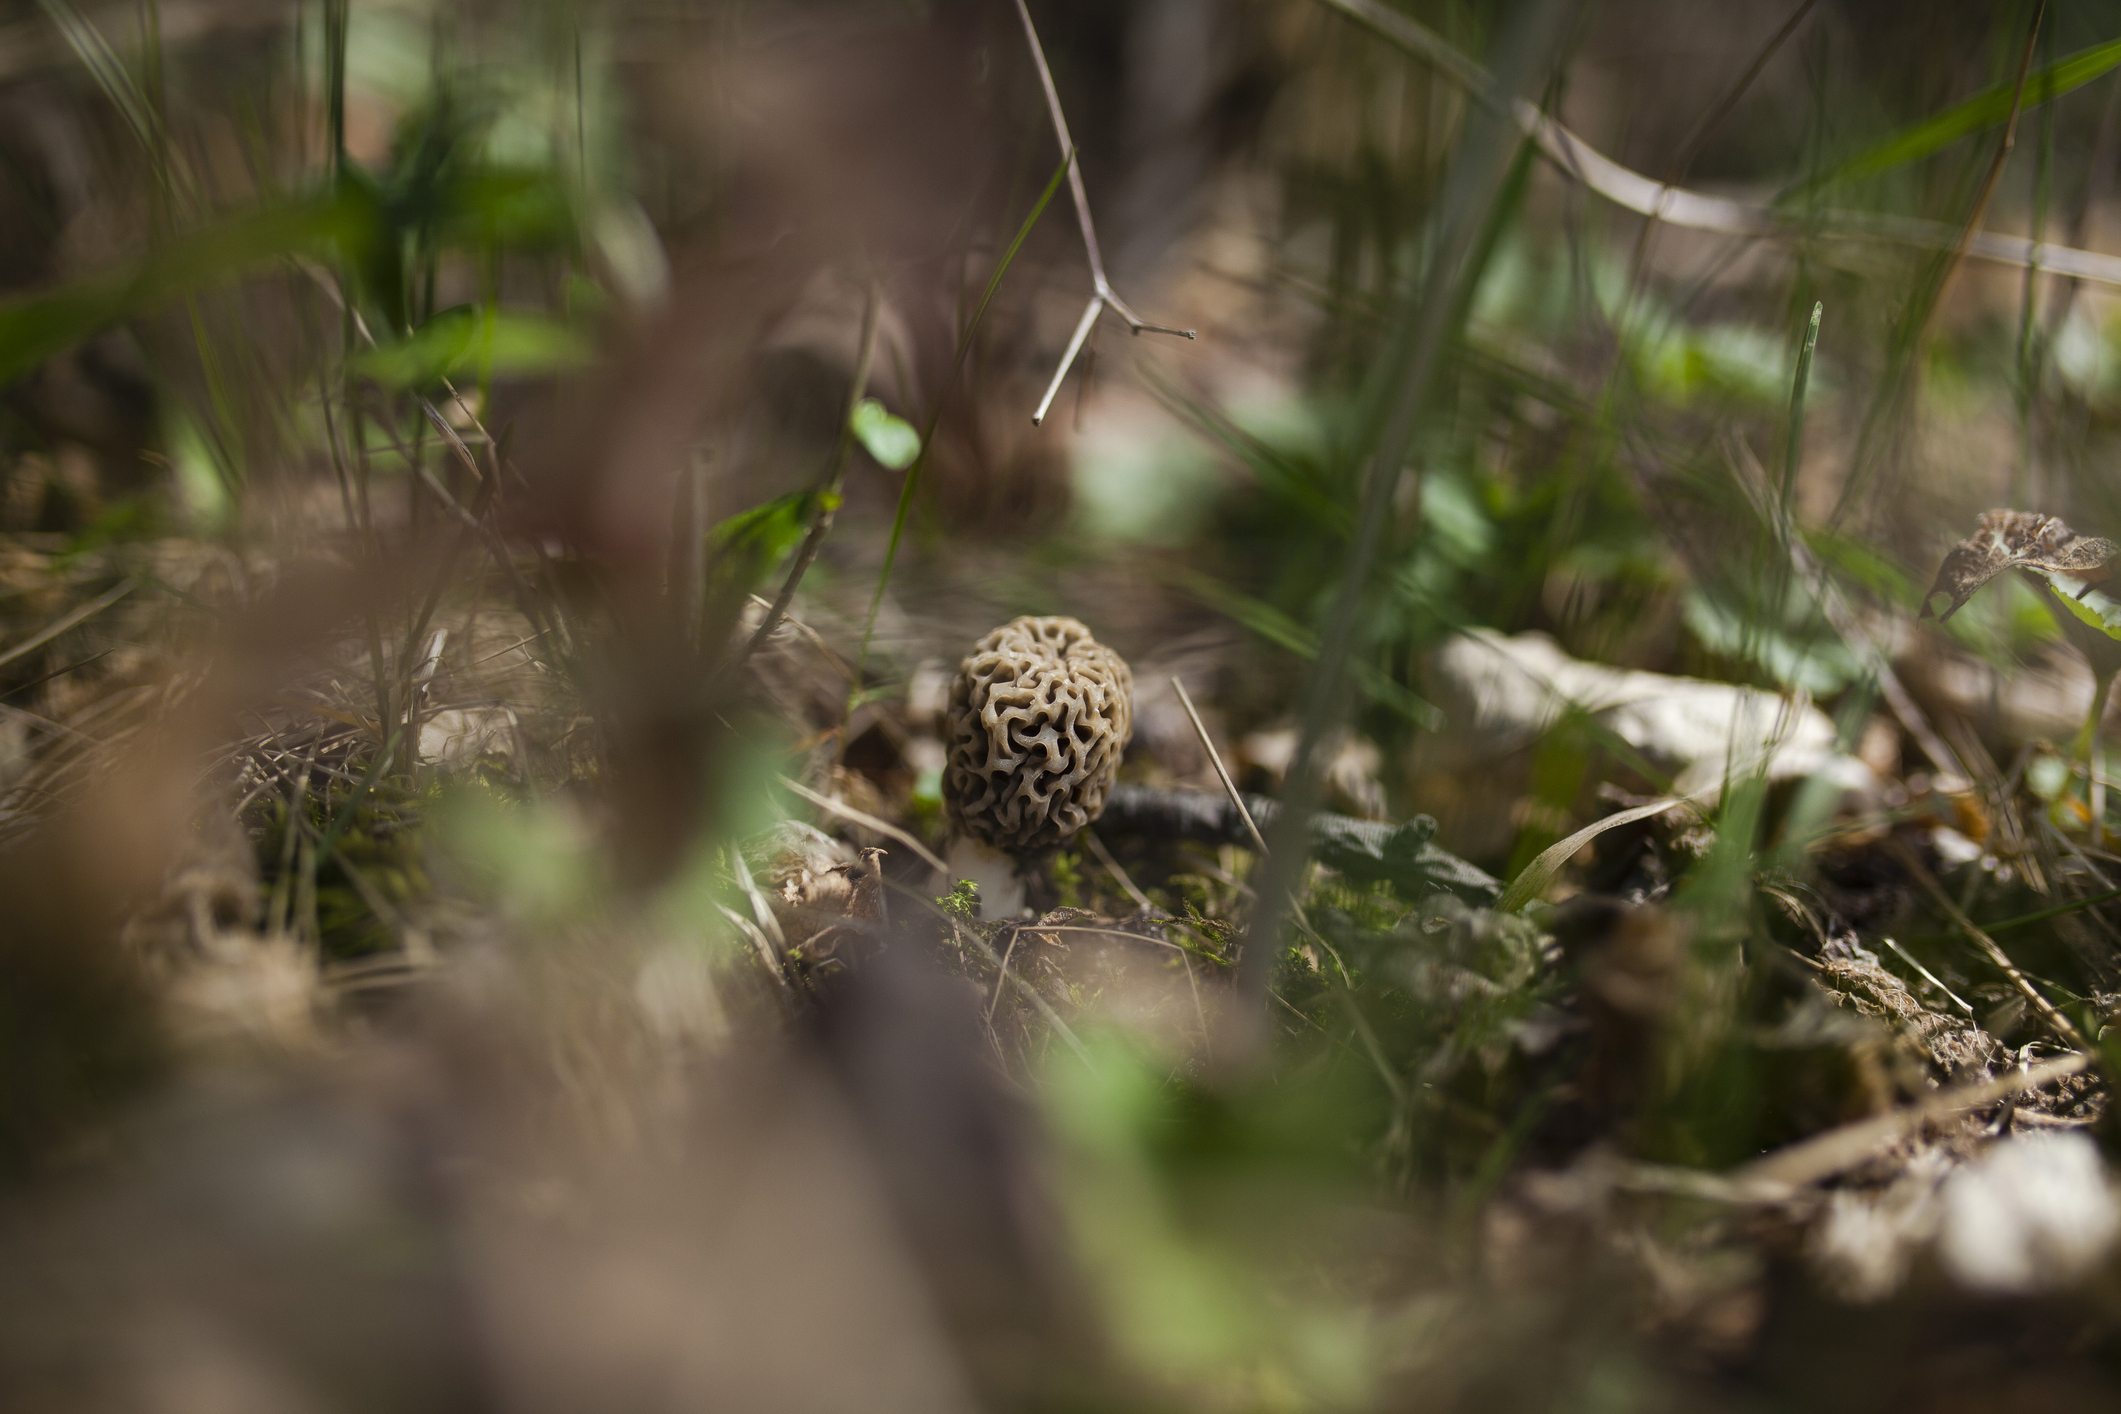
left=10, top=0, right=2121, bottom=1409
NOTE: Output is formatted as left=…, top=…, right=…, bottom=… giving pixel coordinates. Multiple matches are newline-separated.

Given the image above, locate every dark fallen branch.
left=1099, top=783, right=1502, bottom=905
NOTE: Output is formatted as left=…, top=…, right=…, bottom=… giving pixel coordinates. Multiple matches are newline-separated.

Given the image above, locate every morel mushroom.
left=942, top=616, right=1133, bottom=916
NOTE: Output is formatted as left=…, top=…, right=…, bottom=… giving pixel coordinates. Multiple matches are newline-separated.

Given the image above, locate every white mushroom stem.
left=946, top=836, right=1026, bottom=922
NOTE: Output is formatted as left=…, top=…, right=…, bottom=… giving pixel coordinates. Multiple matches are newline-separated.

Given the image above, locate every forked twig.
left=1011, top=0, right=1194, bottom=424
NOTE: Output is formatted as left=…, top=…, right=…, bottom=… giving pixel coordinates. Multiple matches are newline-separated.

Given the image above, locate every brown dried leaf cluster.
left=1921, top=509, right=2118, bottom=623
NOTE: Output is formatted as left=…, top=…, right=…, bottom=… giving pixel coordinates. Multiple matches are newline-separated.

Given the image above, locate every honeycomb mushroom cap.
left=943, top=616, right=1133, bottom=853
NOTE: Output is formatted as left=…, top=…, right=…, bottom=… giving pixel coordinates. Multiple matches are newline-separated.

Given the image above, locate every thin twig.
left=1034, top=296, right=1103, bottom=426
left=0, top=578, right=136, bottom=670
left=1011, top=0, right=1194, bottom=424
left=1082, top=826, right=1154, bottom=912
left=745, top=594, right=859, bottom=684
left=1891, top=838, right=2089, bottom=1052
left=1931, top=0, right=2048, bottom=320
left=776, top=772, right=949, bottom=875
left=1169, top=675, right=1268, bottom=856
left=974, top=922, right=1093, bottom=1065
left=1882, top=937, right=1976, bottom=1018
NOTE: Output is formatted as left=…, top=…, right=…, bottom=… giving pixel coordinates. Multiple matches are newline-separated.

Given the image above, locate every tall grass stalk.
left=1240, top=0, right=1578, bottom=1009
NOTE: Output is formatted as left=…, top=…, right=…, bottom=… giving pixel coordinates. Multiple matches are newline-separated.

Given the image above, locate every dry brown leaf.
left=1921, top=509, right=2119, bottom=623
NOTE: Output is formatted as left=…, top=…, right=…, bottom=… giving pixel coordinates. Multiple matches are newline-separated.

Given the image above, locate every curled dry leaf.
left=1921, top=509, right=2119, bottom=623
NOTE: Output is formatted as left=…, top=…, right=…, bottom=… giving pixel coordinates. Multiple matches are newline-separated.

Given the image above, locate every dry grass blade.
left=0, top=578, right=136, bottom=671
left=1082, top=827, right=1154, bottom=912
left=1734, top=1052, right=2089, bottom=1191
left=1169, top=675, right=1268, bottom=856
left=776, top=773, right=949, bottom=875
left=1890, top=839, right=2091, bottom=1053
left=715, top=901, right=794, bottom=1002
left=965, top=922, right=1092, bottom=1066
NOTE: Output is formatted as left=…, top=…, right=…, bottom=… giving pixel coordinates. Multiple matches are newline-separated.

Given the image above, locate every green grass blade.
left=0, top=191, right=365, bottom=383
left=854, top=147, right=1071, bottom=673
left=313, top=732, right=402, bottom=869
left=1170, top=569, right=1442, bottom=729
left=1792, top=36, right=2121, bottom=197
left=1984, top=885, right=2121, bottom=935
left=1780, top=302, right=1821, bottom=504
left=1497, top=797, right=1692, bottom=912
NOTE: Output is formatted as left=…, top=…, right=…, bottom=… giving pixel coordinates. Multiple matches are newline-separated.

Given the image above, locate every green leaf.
left=2040, top=569, right=2121, bottom=639
left=712, top=491, right=817, bottom=561
left=850, top=397, right=920, bottom=470
left=353, top=304, right=589, bottom=388
left=706, top=490, right=826, bottom=600
left=1796, top=37, right=2121, bottom=196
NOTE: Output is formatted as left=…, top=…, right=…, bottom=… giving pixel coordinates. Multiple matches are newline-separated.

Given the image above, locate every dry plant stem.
left=1011, top=0, right=1194, bottom=425
left=776, top=772, right=949, bottom=874
left=1727, top=436, right=1967, bottom=783
left=741, top=283, right=881, bottom=665
left=2078, top=667, right=2116, bottom=846
left=1320, top=0, right=2121, bottom=293
left=715, top=902, right=794, bottom=1003
left=1169, top=675, right=1269, bottom=856
left=745, top=595, right=858, bottom=684
left=1733, top=1051, right=2088, bottom=1193
left=964, top=921, right=1092, bottom=1065
left=1930, top=0, right=2047, bottom=321
left=1883, top=937, right=1976, bottom=1017
left=1169, top=685, right=1350, bottom=984
left=1243, top=0, right=1570, bottom=1005
left=1891, top=839, right=2090, bottom=1053
left=1621, top=0, right=1819, bottom=298
left=986, top=928, right=1022, bottom=1026
left=1082, top=827, right=1154, bottom=912
left=1034, top=297, right=1103, bottom=426
left=0, top=578, right=136, bottom=670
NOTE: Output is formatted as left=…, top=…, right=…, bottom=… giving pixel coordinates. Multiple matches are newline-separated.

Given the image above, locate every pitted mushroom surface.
left=944, top=616, right=1133, bottom=853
